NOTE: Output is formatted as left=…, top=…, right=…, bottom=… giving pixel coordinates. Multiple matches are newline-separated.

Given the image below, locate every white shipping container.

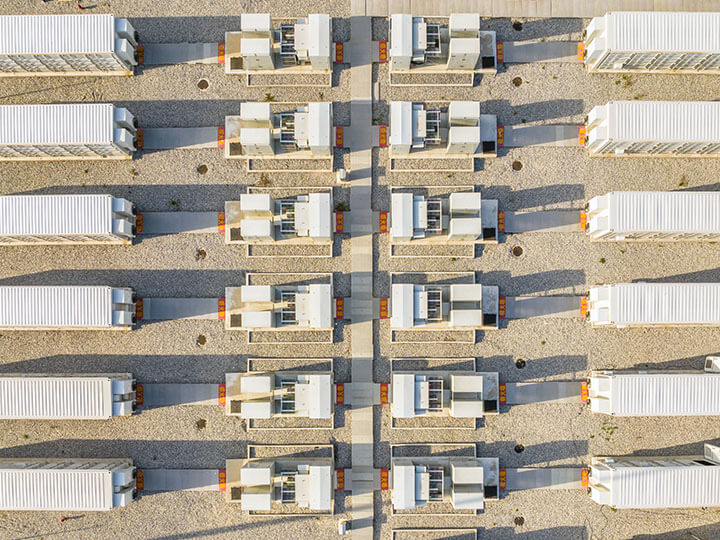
left=585, top=12, right=720, bottom=73
left=0, top=458, right=136, bottom=511
left=0, top=194, right=136, bottom=245
left=0, top=374, right=136, bottom=419
left=588, top=283, right=720, bottom=328
left=589, top=371, right=720, bottom=416
left=586, top=191, right=720, bottom=241
left=0, top=14, right=138, bottom=76
left=0, top=103, right=137, bottom=160
left=586, top=101, right=720, bottom=157
left=0, top=286, right=136, bottom=330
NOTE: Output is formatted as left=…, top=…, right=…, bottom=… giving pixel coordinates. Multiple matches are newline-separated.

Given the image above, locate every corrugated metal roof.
left=606, top=373, right=720, bottom=416
left=0, top=103, right=114, bottom=146
left=0, top=377, right=112, bottom=419
left=611, top=283, right=720, bottom=326
left=0, top=14, right=115, bottom=55
left=0, top=468, right=113, bottom=511
left=0, top=286, right=112, bottom=328
left=0, top=195, right=112, bottom=236
left=605, top=12, right=720, bottom=54
left=609, top=191, right=720, bottom=234
left=607, top=101, right=720, bottom=143
left=607, top=465, right=720, bottom=509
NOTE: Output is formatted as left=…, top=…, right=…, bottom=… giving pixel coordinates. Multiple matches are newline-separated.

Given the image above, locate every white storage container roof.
left=606, top=101, right=720, bottom=143
left=0, top=376, right=113, bottom=419
left=392, top=463, right=416, bottom=509
left=308, top=464, right=332, bottom=510
left=309, top=193, right=331, bottom=238
left=0, top=286, right=113, bottom=328
left=610, top=283, right=720, bottom=326
left=0, top=467, right=114, bottom=511
left=0, top=195, right=113, bottom=236
left=392, top=373, right=416, bottom=418
left=599, top=373, right=720, bottom=416
left=603, top=12, right=720, bottom=53
left=600, top=465, right=720, bottom=509
left=0, top=14, right=116, bottom=55
left=391, top=283, right=414, bottom=328
left=0, top=103, right=115, bottom=146
left=607, top=191, right=720, bottom=234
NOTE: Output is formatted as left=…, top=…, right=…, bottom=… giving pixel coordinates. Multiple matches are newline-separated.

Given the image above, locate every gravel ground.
left=1, top=6, right=720, bottom=540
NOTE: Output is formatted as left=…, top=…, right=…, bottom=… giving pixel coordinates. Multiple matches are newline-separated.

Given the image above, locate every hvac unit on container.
left=586, top=191, right=720, bottom=241
left=588, top=283, right=720, bottom=328
left=585, top=101, right=720, bottom=157
left=0, top=195, right=136, bottom=245
left=0, top=103, right=137, bottom=160
left=0, top=459, right=136, bottom=511
left=0, top=286, right=136, bottom=330
left=584, top=12, right=720, bottom=74
left=389, top=14, right=496, bottom=85
left=0, top=14, right=138, bottom=76
left=0, top=374, right=136, bottom=419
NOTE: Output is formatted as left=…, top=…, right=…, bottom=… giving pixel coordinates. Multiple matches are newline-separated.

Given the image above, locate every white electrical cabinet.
left=584, top=12, right=720, bottom=73
left=0, top=374, right=136, bottom=419
left=0, top=286, right=136, bottom=330
left=0, top=194, right=136, bottom=245
left=586, top=101, right=720, bottom=157
left=0, top=459, right=136, bottom=511
left=0, top=14, right=138, bottom=76
left=0, top=103, right=137, bottom=160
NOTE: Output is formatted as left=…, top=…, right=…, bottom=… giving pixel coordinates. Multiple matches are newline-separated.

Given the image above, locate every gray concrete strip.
left=141, top=128, right=220, bottom=150
left=504, top=382, right=584, bottom=405
left=504, top=211, right=583, bottom=233
left=505, top=296, right=583, bottom=319
left=140, top=212, right=221, bottom=234
left=139, top=469, right=223, bottom=491
left=502, top=41, right=581, bottom=63
left=142, top=43, right=221, bottom=65
left=505, top=468, right=585, bottom=490
left=502, top=125, right=581, bottom=148
left=141, top=298, right=221, bottom=320
left=140, top=384, right=222, bottom=407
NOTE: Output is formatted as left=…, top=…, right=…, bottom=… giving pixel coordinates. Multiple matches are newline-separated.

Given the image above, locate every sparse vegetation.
left=263, top=93, right=275, bottom=102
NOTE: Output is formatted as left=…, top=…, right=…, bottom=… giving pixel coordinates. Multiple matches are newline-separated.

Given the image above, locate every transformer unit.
left=389, top=101, right=497, bottom=156
left=0, top=374, right=136, bottom=419
left=0, top=458, right=136, bottom=511
left=584, top=12, right=720, bottom=74
left=0, top=286, right=136, bottom=330
left=0, top=195, right=136, bottom=245
left=585, top=101, right=720, bottom=157
left=590, top=444, right=720, bottom=509
left=225, top=192, right=332, bottom=244
left=0, top=103, right=137, bottom=160
left=586, top=191, right=720, bottom=241
left=588, top=283, right=720, bottom=328
left=0, top=14, right=138, bottom=76
left=389, top=14, right=496, bottom=72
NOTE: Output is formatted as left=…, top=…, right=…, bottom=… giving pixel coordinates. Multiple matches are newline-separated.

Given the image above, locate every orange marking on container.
left=217, top=43, right=225, bottom=64
left=136, top=128, right=144, bottom=150
left=380, top=469, right=389, bottom=490
left=579, top=210, right=587, bottom=230
left=497, top=210, right=505, bottom=233
left=135, top=383, right=144, bottom=405
left=580, top=296, right=588, bottom=317
left=335, top=126, right=344, bottom=148
left=336, top=383, right=345, bottom=405
left=136, top=213, right=144, bottom=234
left=218, top=469, right=226, bottom=491
left=137, top=45, right=145, bottom=65
left=336, top=469, right=345, bottom=490
left=378, top=125, right=387, bottom=147
left=578, top=125, right=586, bottom=147
left=379, top=297, right=388, bottom=319
left=577, top=42, right=585, bottom=62
left=581, top=381, right=589, bottom=403
left=335, top=212, right=344, bottom=233
left=378, top=211, right=388, bottom=233
left=380, top=383, right=389, bottom=404
left=218, top=212, right=226, bottom=234
left=135, top=298, right=144, bottom=320
left=499, top=382, right=506, bottom=405
left=217, top=298, right=226, bottom=320
left=581, top=468, right=589, bottom=488
left=335, top=297, right=345, bottom=319
left=378, top=41, right=387, bottom=62
left=136, top=469, right=144, bottom=490
left=217, top=126, right=225, bottom=148
left=497, top=125, right=504, bottom=147
left=499, top=468, right=507, bottom=490
left=218, top=383, right=226, bottom=406
left=496, top=41, right=504, bottom=62
left=335, top=42, right=344, bottom=63
left=498, top=296, right=506, bottom=319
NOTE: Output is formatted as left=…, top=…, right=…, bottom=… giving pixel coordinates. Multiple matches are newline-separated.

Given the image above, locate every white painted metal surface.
left=590, top=372, right=720, bottom=416
left=587, top=191, right=720, bottom=241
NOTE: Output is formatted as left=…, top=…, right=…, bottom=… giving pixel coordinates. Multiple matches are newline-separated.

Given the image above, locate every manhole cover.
left=514, top=516, right=525, bottom=526
left=196, top=334, right=207, bottom=346
left=197, top=164, right=208, bottom=174
left=195, top=249, right=207, bottom=261
left=513, top=21, right=523, bottom=31
left=512, top=246, right=523, bottom=257
left=512, top=160, right=523, bottom=171
left=197, top=78, right=209, bottom=90
left=196, top=418, right=207, bottom=429
left=514, top=444, right=525, bottom=454
left=512, top=77, right=523, bottom=87
left=515, top=359, right=526, bottom=369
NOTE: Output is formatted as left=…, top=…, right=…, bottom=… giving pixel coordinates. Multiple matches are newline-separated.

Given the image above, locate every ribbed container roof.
left=0, top=14, right=115, bottom=55
left=0, top=195, right=112, bottom=236
left=0, top=286, right=113, bottom=328
left=609, top=191, right=720, bottom=234
left=611, top=283, right=720, bottom=326
left=605, top=12, right=720, bottom=53
left=0, top=377, right=112, bottom=419
left=607, top=101, right=720, bottom=143
left=0, top=103, right=114, bottom=146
